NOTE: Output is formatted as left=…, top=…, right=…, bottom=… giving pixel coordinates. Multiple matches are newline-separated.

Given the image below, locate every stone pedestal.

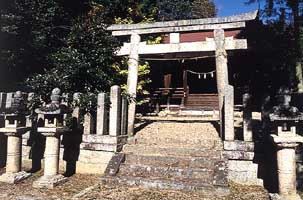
left=271, top=128, right=303, bottom=200
left=0, top=128, right=31, bottom=183
left=33, top=129, right=67, bottom=189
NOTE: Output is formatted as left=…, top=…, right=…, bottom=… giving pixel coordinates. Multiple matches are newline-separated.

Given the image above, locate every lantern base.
left=270, top=193, right=302, bottom=200
left=0, top=171, right=31, bottom=184
left=33, top=174, right=67, bottom=189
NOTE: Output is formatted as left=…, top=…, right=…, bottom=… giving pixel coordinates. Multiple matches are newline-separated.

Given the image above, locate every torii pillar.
left=214, top=29, right=234, bottom=141
left=127, top=33, right=141, bottom=136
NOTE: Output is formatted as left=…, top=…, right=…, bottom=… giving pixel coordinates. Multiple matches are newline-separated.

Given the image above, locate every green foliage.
left=25, top=4, right=120, bottom=111
left=192, top=0, right=217, bottom=18
left=0, top=0, right=89, bottom=90
left=157, top=0, right=193, bottom=21
left=1, top=0, right=217, bottom=112
left=246, top=0, right=303, bottom=92
left=157, top=0, right=216, bottom=21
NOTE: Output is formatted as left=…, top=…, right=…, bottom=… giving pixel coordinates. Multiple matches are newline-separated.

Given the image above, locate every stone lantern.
left=0, top=91, right=31, bottom=183
left=269, top=87, right=303, bottom=200
left=33, top=88, right=70, bottom=189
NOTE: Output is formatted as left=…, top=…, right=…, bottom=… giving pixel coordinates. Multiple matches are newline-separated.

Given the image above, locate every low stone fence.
left=0, top=85, right=128, bottom=175
left=224, top=91, right=303, bottom=196
left=223, top=93, right=264, bottom=186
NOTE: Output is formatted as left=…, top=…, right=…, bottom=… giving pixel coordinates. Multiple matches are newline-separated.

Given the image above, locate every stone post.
left=97, top=93, right=107, bottom=135
left=224, top=85, right=234, bottom=141
left=83, top=113, right=94, bottom=135
left=72, top=93, right=81, bottom=129
left=0, top=93, right=4, bottom=128
left=214, top=29, right=229, bottom=137
left=109, top=86, right=121, bottom=136
left=127, top=33, right=141, bottom=136
left=271, top=127, right=303, bottom=200
left=5, top=93, right=13, bottom=109
left=243, top=93, right=253, bottom=141
left=121, top=96, right=128, bottom=135
left=33, top=88, right=70, bottom=189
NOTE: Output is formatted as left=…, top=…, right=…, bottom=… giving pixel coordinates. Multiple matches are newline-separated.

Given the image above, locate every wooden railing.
left=151, top=88, right=185, bottom=112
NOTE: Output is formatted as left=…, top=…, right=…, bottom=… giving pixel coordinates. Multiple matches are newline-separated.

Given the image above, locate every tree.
left=26, top=4, right=120, bottom=100
left=247, top=0, right=303, bottom=92
left=0, top=0, right=89, bottom=91
left=192, top=0, right=217, bottom=18
left=157, top=0, right=193, bottom=21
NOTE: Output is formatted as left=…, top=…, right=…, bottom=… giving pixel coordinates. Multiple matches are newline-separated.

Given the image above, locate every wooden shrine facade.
left=108, top=11, right=258, bottom=136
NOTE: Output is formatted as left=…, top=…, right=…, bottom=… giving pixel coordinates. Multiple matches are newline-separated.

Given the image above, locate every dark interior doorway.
left=185, top=58, right=217, bottom=94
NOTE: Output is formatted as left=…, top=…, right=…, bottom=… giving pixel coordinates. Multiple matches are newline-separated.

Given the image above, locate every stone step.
left=118, top=164, right=213, bottom=182
left=123, top=144, right=223, bottom=158
left=128, top=137, right=222, bottom=149
left=100, top=176, right=230, bottom=196
left=124, top=154, right=217, bottom=169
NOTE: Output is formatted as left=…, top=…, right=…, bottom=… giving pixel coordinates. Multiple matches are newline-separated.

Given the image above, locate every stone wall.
left=22, top=145, right=114, bottom=174
left=223, top=140, right=264, bottom=186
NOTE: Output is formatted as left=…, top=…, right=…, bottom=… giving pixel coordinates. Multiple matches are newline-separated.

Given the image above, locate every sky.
left=214, top=0, right=261, bottom=16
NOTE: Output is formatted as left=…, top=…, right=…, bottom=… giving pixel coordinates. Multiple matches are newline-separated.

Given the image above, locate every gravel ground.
left=79, top=182, right=270, bottom=200
left=0, top=169, right=99, bottom=200
left=135, top=120, right=220, bottom=140
left=0, top=173, right=271, bottom=200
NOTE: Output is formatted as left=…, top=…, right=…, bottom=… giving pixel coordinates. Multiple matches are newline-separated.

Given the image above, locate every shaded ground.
left=0, top=169, right=99, bottom=200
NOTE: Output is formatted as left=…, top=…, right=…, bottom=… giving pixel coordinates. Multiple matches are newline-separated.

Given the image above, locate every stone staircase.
left=185, top=94, right=219, bottom=110
left=101, top=121, right=229, bottom=196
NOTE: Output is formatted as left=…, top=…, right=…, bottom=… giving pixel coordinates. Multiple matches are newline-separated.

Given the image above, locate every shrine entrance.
left=185, top=58, right=217, bottom=94
left=149, top=58, right=218, bottom=111
left=107, top=10, right=258, bottom=137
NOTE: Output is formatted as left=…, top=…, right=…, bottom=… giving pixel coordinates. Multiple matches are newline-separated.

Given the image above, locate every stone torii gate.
left=108, top=11, right=258, bottom=137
